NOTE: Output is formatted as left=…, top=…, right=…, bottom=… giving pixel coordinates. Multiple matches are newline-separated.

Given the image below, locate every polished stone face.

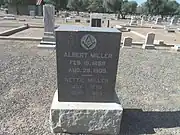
left=56, top=25, right=121, bottom=102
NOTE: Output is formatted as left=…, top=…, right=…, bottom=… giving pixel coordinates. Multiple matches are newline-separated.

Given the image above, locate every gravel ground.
left=0, top=40, right=180, bottom=135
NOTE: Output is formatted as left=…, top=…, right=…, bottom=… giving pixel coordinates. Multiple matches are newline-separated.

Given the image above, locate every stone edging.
left=0, top=24, right=29, bottom=36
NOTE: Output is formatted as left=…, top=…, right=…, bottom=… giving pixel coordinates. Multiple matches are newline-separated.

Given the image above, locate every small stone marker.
left=170, top=17, right=178, bottom=26
left=90, top=14, right=102, bottom=27
left=141, top=17, right=144, bottom=26
left=115, top=25, right=130, bottom=32
left=50, top=25, right=123, bottom=135
left=155, top=17, right=161, bottom=24
left=158, top=40, right=165, bottom=45
left=167, top=28, right=175, bottom=33
left=29, top=10, right=35, bottom=18
left=38, top=4, right=55, bottom=48
left=75, top=19, right=80, bottom=22
left=130, top=17, right=137, bottom=26
left=86, top=19, right=90, bottom=23
left=122, top=37, right=132, bottom=48
left=172, top=44, right=180, bottom=51
left=148, top=16, right=151, bottom=22
left=107, top=20, right=110, bottom=27
left=142, top=32, right=155, bottom=49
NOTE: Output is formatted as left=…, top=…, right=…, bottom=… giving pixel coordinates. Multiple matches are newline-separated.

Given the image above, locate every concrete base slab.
left=37, top=44, right=56, bottom=49
left=142, top=44, right=155, bottom=49
left=50, top=91, right=123, bottom=135
left=38, top=40, right=56, bottom=49
left=121, top=46, right=132, bottom=49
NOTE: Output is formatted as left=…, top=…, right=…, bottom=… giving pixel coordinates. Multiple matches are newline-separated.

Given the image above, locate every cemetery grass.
left=0, top=41, right=180, bottom=135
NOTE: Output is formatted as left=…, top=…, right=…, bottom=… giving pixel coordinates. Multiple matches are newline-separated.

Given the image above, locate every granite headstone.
left=50, top=25, right=123, bottom=135
left=56, top=25, right=121, bottom=102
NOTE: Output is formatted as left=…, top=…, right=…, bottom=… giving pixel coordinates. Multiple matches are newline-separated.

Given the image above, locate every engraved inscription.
left=56, top=28, right=121, bottom=102
left=63, top=50, right=113, bottom=98
left=64, top=52, right=113, bottom=59
left=64, top=78, right=84, bottom=83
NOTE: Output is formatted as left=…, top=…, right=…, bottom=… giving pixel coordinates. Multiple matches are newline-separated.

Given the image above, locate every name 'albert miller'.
left=64, top=52, right=113, bottom=59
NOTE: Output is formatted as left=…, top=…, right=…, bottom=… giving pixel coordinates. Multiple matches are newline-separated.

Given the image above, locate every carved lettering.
left=90, top=53, right=112, bottom=59
left=92, top=61, right=106, bottom=66
left=72, top=84, right=83, bottom=89
left=64, top=52, right=112, bottom=59
left=87, top=78, right=108, bottom=83
left=93, top=68, right=107, bottom=74
left=64, top=78, right=84, bottom=83
left=92, top=90, right=103, bottom=96
left=64, top=52, right=88, bottom=58
left=90, top=84, right=102, bottom=90
left=69, top=68, right=81, bottom=73
left=69, top=60, right=81, bottom=65
left=71, top=89, right=84, bottom=96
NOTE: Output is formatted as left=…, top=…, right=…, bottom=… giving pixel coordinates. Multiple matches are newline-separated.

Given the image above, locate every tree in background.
left=121, top=0, right=137, bottom=18
left=127, top=1, right=138, bottom=15
left=105, top=0, right=137, bottom=19
left=44, top=0, right=67, bottom=11
left=105, top=0, right=122, bottom=19
left=0, top=0, right=5, bottom=6
left=87, top=0, right=106, bottom=13
left=141, top=0, right=180, bottom=17
left=165, top=0, right=179, bottom=16
left=67, top=0, right=89, bottom=15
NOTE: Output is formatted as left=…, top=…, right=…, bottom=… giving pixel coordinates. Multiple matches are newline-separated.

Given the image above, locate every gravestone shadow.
left=120, top=109, right=180, bottom=135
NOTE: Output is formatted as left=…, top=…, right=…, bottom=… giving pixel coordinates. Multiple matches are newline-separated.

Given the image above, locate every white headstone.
left=170, top=17, right=178, bottom=26
left=141, top=17, right=144, bottom=26
left=130, top=17, right=137, bottom=26
left=145, top=33, right=155, bottom=44
left=43, top=4, right=55, bottom=34
left=38, top=4, right=55, bottom=48
left=155, top=17, right=161, bottom=24
left=148, top=16, right=151, bottom=22
left=122, top=37, right=132, bottom=48
left=29, top=10, right=35, bottom=17
left=142, top=33, right=155, bottom=49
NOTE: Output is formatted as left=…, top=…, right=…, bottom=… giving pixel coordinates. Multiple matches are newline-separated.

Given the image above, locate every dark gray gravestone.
left=56, top=25, right=121, bottom=102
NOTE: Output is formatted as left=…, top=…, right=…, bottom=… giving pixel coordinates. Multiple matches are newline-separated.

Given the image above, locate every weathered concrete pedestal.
left=38, top=4, right=55, bottom=49
left=38, top=32, right=56, bottom=48
left=50, top=91, right=123, bottom=135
